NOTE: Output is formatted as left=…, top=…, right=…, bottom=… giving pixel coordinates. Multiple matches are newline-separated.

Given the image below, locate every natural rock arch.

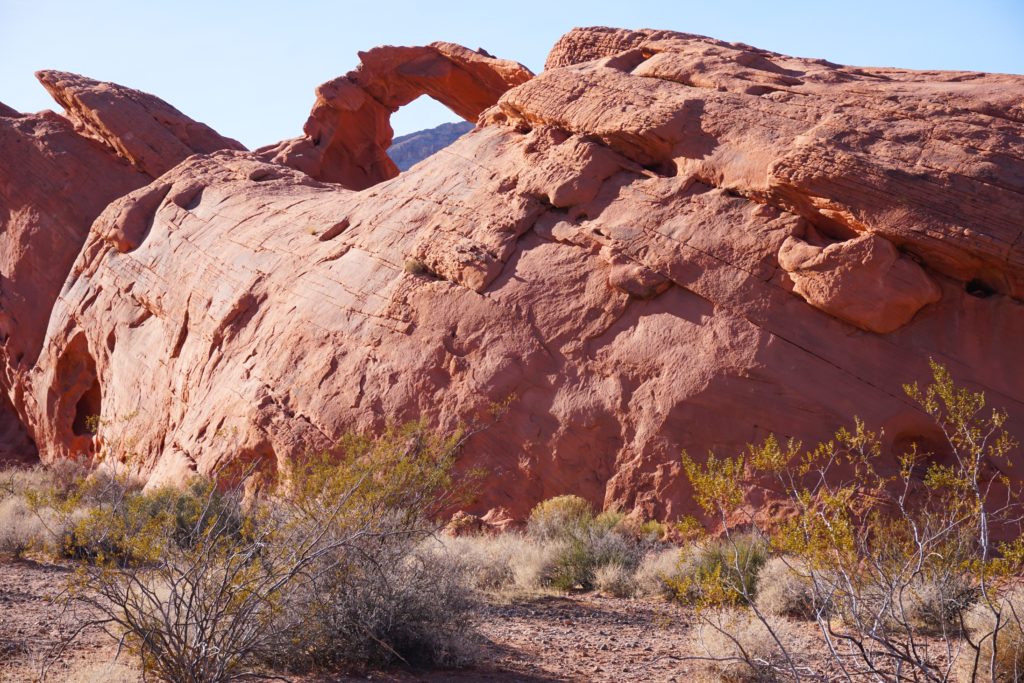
left=257, top=43, right=533, bottom=189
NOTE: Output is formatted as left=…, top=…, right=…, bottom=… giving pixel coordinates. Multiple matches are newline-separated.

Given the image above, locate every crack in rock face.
left=2, top=27, right=1023, bottom=525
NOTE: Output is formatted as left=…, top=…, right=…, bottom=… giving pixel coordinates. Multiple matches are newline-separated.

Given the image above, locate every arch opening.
left=387, top=96, right=474, bottom=172
left=256, top=42, right=533, bottom=190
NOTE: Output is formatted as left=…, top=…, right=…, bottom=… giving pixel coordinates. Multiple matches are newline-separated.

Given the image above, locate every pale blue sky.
left=2, top=0, right=1022, bottom=148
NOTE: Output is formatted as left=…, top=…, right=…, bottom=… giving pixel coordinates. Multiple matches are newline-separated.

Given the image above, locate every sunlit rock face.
left=3, top=27, right=1023, bottom=525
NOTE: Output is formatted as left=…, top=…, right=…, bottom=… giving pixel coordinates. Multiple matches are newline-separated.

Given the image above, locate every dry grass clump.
left=428, top=496, right=674, bottom=598
left=0, top=488, right=71, bottom=558
left=898, top=573, right=976, bottom=636
left=593, top=562, right=637, bottom=598
left=63, top=660, right=141, bottom=683
left=0, top=464, right=54, bottom=500
left=527, top=494, right=594, bottom=541
left=690, top=609, right=799, bottom=683
left=0, top=495, right=43, bottom=557
left=957, top=589, right=1024, bottom=682
left=755, top=557, right=817, bottom=619
left=635, top=547, right=686, bottom=598
left=1, top=657, right=143, bottom=683
left=425, top=533, right=566, bottom=593
left=508, top=537, right=567, bottom=591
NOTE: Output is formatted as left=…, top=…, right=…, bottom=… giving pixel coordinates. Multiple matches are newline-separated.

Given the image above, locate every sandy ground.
left=0, top=557, right=715, bottom=682
left=0, top=557, right=848, bottom=682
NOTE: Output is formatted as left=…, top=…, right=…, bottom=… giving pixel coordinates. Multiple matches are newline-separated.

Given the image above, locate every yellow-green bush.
left=58, top=420, right=479, bottom=683
left=681, top=361, right=1024, bottom=680
left=666, top=534, right=769, bottom=607
left=527, top=494, right=593, bottom=540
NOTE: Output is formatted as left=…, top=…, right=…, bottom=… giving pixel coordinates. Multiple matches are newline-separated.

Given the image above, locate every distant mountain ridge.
left=388, top=120, right=473, bottom=171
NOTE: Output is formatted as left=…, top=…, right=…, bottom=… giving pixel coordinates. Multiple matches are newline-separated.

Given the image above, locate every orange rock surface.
left=2, top=29, right=1022, bottom=522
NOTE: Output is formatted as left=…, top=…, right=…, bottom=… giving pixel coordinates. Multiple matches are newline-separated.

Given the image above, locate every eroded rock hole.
left=72, top=378, right=102, bottom=437
left=387, top=97, right=474, bottom=172
left=56, top=334, right=103, bottom=446
left=966, top=278, right=995, bottom=298
left=641, top=159, right=678, bottom=178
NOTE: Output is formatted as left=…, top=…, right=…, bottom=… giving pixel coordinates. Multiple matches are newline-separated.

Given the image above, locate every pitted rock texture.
left=256, top=43, right=532, bottom=189
left=4, top=28, right=1024, bottom=524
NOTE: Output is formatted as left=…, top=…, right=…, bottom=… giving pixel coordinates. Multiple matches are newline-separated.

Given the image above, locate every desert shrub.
left=682, top=361, right=1024, bottom=681
left=60, top=420, right=480, bottom=683
left=524, top=495, right=659, bottom=592
left=57, top=474, right=239, bottom=564
left=668, top=533, right=769, bottom=607
left=754, top=557, right=817, bottom=620
left=592, top=508, right=626, bottom=532
left=0, top=495, right=47, bottom=557
left=289, top=541, right=477, bottom=669
left=959, top=589, right=1024, bottom=682
left=547, top=537, right=595, bottom=591
left=547, top=522, right=650, bottom=591
left=594, top=562, right=637, bottom=598
left=689, top=609, right=800, bottom=683
left=635, top=518, right=669, bottom=541
left=527, top=494, right=593, bottom=540
left=635, top=547, right=686, bottom=598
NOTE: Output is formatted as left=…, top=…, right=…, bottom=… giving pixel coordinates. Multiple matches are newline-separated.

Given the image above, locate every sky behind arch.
left=2, top=0, right=1022, bottom=148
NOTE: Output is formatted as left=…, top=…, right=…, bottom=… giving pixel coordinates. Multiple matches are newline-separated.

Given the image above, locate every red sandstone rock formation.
left=3, top=29, right=1024, bottom=524
left=36, top=71, right=246, bottom=177
left=0, top=77, right=246, bottom=461
left=256, top=43, right=532, bottom=189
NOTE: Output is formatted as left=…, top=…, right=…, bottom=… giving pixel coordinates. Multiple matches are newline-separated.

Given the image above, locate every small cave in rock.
left=965, top=278, right=996, bottom=299
left=643, top=159, right=678, bottom=178
left=72, top=377, right=102, bottom=437
left=55, top=334, right=103, bottom=444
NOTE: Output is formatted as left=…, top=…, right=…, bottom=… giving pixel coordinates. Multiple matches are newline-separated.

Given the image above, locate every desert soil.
left=0, top=557, right=807, bottom=682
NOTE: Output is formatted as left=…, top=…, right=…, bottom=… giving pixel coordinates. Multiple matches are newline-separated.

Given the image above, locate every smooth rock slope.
left=2, top=28, right=1022, bottom=523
